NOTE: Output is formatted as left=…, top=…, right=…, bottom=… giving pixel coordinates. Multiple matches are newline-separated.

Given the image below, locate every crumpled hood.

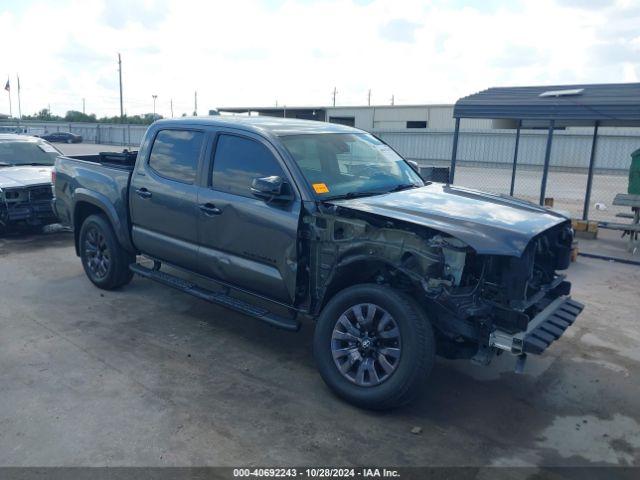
left=329, top=183, right=569, bottom=257
left=0, top=165, right=53, bottom=189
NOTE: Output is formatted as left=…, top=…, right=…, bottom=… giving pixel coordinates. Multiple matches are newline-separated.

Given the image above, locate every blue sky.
left=1, top=0, right=638, bottom=117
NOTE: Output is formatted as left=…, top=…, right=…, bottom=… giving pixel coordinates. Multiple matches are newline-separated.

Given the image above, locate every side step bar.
left=489, top=296, right=584, bottom=356
left=521, top=297, right=584, bottom=354
left=129, top=263, right=301, bottom=332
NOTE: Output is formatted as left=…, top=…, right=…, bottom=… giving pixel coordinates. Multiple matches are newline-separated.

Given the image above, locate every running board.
left=129, top=263, right=301, bottom=332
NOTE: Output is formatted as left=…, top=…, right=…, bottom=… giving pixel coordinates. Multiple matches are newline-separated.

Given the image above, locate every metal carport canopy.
left=453, top=82, right=640, bottom=127
left=449, top=83, right=640, bottom=219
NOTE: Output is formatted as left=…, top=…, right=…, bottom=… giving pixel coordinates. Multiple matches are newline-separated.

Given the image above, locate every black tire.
left=79, top=214, right=134, bottom=290
left=313, top=284, right=435, bottom=410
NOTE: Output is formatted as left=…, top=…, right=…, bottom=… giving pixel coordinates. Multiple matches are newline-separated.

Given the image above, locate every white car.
left=0, top=134, right=60, bottom=233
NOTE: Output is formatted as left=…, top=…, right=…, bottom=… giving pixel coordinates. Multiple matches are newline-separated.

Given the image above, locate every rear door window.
left=211, top=134, right=285, bottom=198
left=148, top=129, right=204, bottom=184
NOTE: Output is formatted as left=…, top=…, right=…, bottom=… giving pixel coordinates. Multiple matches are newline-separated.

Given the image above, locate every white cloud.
left=379, top=19, right=421, bottom=43
left=0, top=0, right=637, bottom=118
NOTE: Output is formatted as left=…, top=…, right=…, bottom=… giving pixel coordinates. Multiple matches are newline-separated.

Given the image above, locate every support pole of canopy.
left=509, top=120, right=522, bottom=196
left=539, top=119, right=555, bottom=205
left=450, top=117, right=460, bottom=184
left=582, top=121, right=600, bottom=221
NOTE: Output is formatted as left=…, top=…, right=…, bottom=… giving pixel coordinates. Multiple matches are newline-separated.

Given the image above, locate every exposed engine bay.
left=301, top=202, right=576, bottom=366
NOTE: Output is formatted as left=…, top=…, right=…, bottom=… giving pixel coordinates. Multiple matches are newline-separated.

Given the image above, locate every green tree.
left=64, top=110, right=97, bottom=122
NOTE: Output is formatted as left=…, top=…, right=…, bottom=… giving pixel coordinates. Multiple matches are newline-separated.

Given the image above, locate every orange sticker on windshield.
left=312, top=183, right=329, bottom=194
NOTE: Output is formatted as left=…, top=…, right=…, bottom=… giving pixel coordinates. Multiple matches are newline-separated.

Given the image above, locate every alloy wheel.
left=331, top=303, right=402, bottom=387
left=84, top=227, right=111, bottom=279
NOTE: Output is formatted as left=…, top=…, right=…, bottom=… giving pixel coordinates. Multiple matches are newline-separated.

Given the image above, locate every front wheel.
left=313, top=284, right=435, bottom=410
left=79, top=214, right=134, bottom=290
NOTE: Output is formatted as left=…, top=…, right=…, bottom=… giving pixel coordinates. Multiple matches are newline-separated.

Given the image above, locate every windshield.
left=0, top=141, right=60, bottom=167
left=281, top=133, right=423, bottom=199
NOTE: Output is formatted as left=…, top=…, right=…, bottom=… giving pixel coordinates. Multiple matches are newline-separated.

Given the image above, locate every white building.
left=218, top=104, right=491, bottom=131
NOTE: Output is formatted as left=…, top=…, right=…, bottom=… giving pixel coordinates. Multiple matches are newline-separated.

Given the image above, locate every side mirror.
left=250, top=176, right=293, bottom=203
left=407, top=160, right=420, bottom=173
left=406, top=160, right=424, bottom=180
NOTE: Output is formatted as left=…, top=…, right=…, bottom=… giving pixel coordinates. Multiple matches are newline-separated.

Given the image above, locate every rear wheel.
left=313, top=284, right=435, bottom=410
left=79, top=214, right=134, bottom=290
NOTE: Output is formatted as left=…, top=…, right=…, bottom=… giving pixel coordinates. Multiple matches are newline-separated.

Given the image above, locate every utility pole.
left=367, top=89, right=371, bottom=106
left=170, top=99, right=174, bottom=118
left=118, top=53, right=124, bottom=122
left=332, top=87, right=337, bottom=107
left=194, top=91, right=198, bottom=116
left=82, top=98, right=86, bottom=114
left=152, top=94, right=157, bottom=119
left=390, top=94, right=394, bottom=106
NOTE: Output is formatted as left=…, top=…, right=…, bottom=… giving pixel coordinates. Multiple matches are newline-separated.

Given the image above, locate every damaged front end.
left=0, top=184, right=57, bottom=230
left=423, top=221, right=584, bottom=369
left=304, top=203, right=583, bottom=371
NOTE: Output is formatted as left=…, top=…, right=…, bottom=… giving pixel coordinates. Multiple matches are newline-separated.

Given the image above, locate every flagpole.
left=6, top=78, right=12, bottom=119
left=16, top=74, right=22, bottom=120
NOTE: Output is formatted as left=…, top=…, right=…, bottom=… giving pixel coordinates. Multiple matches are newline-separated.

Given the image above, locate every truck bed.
left=53, top=150, right=138, bottom=244
left=61, top=150, right=138, bottom=171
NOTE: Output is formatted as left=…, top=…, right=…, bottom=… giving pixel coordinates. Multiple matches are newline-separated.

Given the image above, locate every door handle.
left=135, top=188, right=152, bottom=199
left=199, top=203, right=222, bottom=216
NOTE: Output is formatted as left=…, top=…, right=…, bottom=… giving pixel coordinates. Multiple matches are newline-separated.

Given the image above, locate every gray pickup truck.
left=54, top=116, right=583, bottom=409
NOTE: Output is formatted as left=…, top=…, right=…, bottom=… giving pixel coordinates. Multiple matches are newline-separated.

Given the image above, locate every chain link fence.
left=377, top=128, right=639, bottom=224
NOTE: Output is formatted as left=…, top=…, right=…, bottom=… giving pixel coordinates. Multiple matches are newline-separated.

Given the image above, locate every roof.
left=219, top=104, right=454, bottom=111
left=453, top=83, right=640, bottom=127
left=219, top=106, right=326, bottom=112
left=154, top=115, right=360, bottom=136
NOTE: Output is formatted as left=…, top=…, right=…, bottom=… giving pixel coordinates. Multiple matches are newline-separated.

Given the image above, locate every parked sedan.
left=0, top=134, right=59, bottom=233
left=39, top=131, right=83, bottom=144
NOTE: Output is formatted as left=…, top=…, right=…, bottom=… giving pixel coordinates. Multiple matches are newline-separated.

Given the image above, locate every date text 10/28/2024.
left=233, top=468, right=401, bottom=478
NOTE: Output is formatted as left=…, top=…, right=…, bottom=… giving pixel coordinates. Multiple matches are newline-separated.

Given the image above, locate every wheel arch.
left=72, top=189, right=135, bottom=256
left=313, top=255, right=422, bottom=316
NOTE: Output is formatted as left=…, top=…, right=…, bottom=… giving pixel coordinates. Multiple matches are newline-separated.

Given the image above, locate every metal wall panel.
left=376, top=128, right=640, bottom=172
left=2, top=121, right=148, bottom=147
